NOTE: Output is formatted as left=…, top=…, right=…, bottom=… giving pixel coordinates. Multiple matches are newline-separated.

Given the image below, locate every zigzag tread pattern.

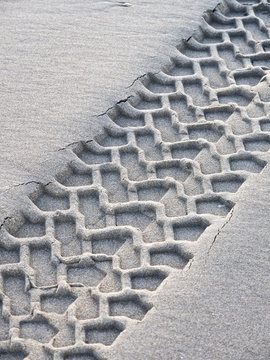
left=1, top=0, right=270, bottom=358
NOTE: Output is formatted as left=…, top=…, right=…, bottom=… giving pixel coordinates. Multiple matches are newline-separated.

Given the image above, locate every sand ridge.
left=1, top=0, right=270, bottom=358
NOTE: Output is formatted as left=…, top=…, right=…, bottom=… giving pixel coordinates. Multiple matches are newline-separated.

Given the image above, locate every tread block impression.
left=196, top=148, right=221, bottom=174
left=109, top=295, right=151, bottom=320
left=169, top=95, right=196, bottom=123
left=10, top=218, right=45, bottom=238
left=206, top=12, right=236, bottom=30
left=54, top=217, right=82, bottom=257
left=204, top=106, right=234, bottom=122
left=136, top=131, right=163, bottom=161
left=130, top=270, right=167, bottom=291
left=164, top=59, right=194, bottom=76
left=155, top=161, right=191, bottom=182
left=76, top=144, right=111, bottom=165
left=0, top=301, right=9, bottom=341
left=161, top=187, right=187, bottom=217
left=85, top=322, right=124, bottom=345
left=173, top=219, right=209, bottom=241
left=211, top=175, right=245, bottom=193
left=188, top=123, right=222, bottom=143
left=144, top=77, right=175, bottom=94
left=234, top=69, right=265, bottom=86
left=75, top=292, right=99, bottom=320
left=0, top=350, right=28, bottom=360
left=95, top=128, right=127, bottom=147
left=120, top=149, right=148, bottom=181
left=217, top=44, right=243, bottom=70
left=111, top=113, right=145, bottom=128
left=116, top=208, right=156, bottom=231
left=150, top=247, right=190, bottom=269
left=67, top=263, right=107, bottom=287
left=40, top=293, right=76, bottom=314
left=260, top=119, right=270, bottom=132
left=171, top=141, right=202, bottom=160
left=137, top=183, right=168, bottom=202
left=101, top=168, right=129, bottom=203
left=243, top=136, right=270, bottom=152
left=2, top=272, right=31, bottom=315
left=179, top=42, right=210, bottom=58
left=91, top=233, right=126, bottom=255
left=0, top=243, right=20, bottom=264
left=218, top=88, right=254, bottom=106
left=229, top=154, right=267, bottom=173
left=30, top=244, right=57, bottom=287
left=78, top=191, right=106, bottom=229
left=64, top=353, right=98, bottom=360
left=183, top=79, right=210, bottom=106
left=229, top=32, right=255, bottom=54
left=152, top=113, right=181, bottom=142
left=131, top=94, right=162, bottom=110
left=56, top=166, right=93, bottom=187
left=201, top=61, right=228, bottom=88
left=196, top=197, right=233, bottom=216
left=34, top=189, right=70, bottom=211
left=20, top=318, right=57, bottom=343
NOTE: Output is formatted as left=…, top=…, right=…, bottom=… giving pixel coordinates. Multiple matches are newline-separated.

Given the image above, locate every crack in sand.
left=126, top=73, right=148, bottom=89
left=207, top=207, right=235, bottom=256
left=0, top=216, right=13, bottom=230
left=2, top=181, right=52, bottom=194
left=96, top=95, right=133, bottom=117
left=57, top=139, right=93, bottom=152
left=126, top=71, right=160, bottom=89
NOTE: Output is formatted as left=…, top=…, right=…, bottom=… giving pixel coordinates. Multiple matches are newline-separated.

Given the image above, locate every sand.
left=0, top=0, right=270, bottom=359
left=0, top=0, right=218, bottom=220
left=105, top=163, right=270, bottom=360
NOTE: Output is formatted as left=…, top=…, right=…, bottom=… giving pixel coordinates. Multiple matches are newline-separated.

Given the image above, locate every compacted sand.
left=0, top=0, right=270, bottom=359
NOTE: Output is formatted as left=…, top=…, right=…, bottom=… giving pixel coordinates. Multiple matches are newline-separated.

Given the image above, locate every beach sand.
left=0, top=0, right=269, bottom=359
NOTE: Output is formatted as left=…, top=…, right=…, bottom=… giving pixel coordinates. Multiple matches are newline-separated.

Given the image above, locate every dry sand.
left=0, top=0, right=218, bottom=219
left=0, top=0, right=270, bottom=359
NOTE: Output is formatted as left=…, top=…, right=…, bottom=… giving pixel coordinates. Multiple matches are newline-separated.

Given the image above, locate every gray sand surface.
left=105, top=164, right=270, bottom=359
left=0, top=0, right=217, bottom=220
left=0, top=0, right=270, bottom=359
